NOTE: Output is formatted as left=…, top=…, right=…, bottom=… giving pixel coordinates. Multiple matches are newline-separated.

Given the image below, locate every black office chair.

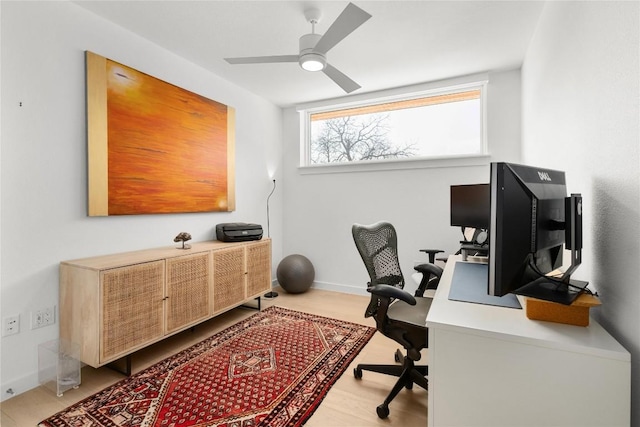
left=351, top=221, right=443, bottom=418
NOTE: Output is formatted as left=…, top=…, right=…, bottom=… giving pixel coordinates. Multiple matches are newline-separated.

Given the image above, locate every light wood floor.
left=1, top=287, right=427, bottom=426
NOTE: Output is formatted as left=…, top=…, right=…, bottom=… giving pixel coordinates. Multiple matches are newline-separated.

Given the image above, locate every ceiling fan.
left=224, top=3, right=372, bottom=94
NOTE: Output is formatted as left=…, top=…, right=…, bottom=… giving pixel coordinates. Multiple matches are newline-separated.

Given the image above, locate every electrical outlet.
left=3, top=315, right=20, bottom=336
left=31, top=306, right=55, bottom=329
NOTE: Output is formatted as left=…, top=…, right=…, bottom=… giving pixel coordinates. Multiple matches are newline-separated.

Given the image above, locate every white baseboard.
left=273, top=278, right=369, bottom=296
left=307, top=281, right=369, bottom=296
left=1, top=370, right=39, bottom=402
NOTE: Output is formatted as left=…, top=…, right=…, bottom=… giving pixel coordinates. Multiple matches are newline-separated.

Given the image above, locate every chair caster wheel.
left=406, top=381, right=413, bottom=390
left=354, top=367, right=362, bottom=379
left=376, top=404, right=390, bottom=419
left=394, top=349, right=402, bottom=363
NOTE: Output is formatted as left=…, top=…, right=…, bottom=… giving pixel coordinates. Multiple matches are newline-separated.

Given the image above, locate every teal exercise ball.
left=277, top=254, right=315, bottom=294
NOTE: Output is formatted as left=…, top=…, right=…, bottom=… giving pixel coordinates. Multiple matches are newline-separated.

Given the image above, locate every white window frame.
left=297, top=73, right=489, bottom=174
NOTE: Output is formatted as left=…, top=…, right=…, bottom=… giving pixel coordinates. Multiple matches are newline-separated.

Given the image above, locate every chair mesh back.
left=352, top=222, right=405, bottom=289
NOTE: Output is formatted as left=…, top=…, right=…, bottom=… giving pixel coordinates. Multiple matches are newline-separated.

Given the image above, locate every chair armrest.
left=368, top=284, right=416, bottom=306
left=413, top=263, right=444, bottom=296
left=419, top=249, right=444, bottom=263
left=414, top=263, right=443, bottom=278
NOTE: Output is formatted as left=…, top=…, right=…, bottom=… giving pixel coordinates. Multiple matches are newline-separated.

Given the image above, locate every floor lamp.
left=264, top=179, right=278, bottom=298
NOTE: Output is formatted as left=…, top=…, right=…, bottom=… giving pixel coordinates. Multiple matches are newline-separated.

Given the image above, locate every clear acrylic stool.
left=38, top=339, right=81, bottom=396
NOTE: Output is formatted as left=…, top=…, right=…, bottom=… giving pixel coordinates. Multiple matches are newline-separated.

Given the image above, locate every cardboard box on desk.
left=525, top=293, right=601, bottom=326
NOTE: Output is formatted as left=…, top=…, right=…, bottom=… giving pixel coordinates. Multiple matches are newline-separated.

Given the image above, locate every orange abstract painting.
left=86, top=52, right=235, bottom=216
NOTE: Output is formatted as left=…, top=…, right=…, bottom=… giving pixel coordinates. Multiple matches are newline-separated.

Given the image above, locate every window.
left=299, top=82, right=487, bottom=169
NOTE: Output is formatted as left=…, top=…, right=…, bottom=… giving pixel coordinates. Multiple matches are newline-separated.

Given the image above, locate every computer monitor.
left=450, top=184, right=490, bottom=230
left=488, top=162, right=587, bottom=305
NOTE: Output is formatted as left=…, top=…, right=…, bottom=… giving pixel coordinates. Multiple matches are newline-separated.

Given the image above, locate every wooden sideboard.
left=60, top=239, right=271, bottom=368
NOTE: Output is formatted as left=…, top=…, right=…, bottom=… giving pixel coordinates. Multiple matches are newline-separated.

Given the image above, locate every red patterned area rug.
left=39, top=306, right=375, bottom=427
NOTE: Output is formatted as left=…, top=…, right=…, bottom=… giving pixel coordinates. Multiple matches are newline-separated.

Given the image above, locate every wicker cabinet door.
left=100, top=261, right=164, bottom=362
left=246, top=240, right=272, bottom=297
left=213, top=246, right=246, bottom=313
left=165, top=252, right=211, bottom=333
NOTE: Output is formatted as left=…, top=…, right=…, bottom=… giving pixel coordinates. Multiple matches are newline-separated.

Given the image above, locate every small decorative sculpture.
left=174, top=232, right=192, bottom=249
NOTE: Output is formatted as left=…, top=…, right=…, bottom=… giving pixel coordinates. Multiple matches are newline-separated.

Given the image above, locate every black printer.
left=216, top=223, right=263, bottom=242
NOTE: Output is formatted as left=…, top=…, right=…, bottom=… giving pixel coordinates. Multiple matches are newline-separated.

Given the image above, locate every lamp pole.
left=265, top=179, right=278, bottom=298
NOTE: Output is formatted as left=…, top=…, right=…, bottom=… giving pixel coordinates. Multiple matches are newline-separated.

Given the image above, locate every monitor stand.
left=448, top=262, right=521, bottom=309
left=459, top=243, right=488, bottom=261
left=515, top=277, right=588, bottom=305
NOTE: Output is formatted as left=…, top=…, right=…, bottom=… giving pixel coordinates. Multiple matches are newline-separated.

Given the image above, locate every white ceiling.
left=74, top=1, right=545, bottom=107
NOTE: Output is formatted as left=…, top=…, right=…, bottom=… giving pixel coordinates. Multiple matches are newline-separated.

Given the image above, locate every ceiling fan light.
left=300, top=53, right=326, bottom=72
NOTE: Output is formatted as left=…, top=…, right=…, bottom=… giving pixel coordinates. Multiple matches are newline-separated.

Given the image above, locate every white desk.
left=426, top=256, right=630, bottom=427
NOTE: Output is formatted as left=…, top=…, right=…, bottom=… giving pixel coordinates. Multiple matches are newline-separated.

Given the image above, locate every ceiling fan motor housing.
left=299, top=33, right=326, bottom=71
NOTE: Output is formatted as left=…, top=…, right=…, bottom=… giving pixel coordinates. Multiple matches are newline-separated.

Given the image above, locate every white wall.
left=281, top=69, right=521, bottom=296
left=522, top=1, right=640, bottom=424
left=0, top=1, right=283, bottom=399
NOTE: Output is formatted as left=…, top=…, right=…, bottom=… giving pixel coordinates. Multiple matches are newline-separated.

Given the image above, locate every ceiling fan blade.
left=313, top=3, right=372, bottom=55
left=225, top=55, right=299, bottom=64
left=323, top=64, right=361, bottom=93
